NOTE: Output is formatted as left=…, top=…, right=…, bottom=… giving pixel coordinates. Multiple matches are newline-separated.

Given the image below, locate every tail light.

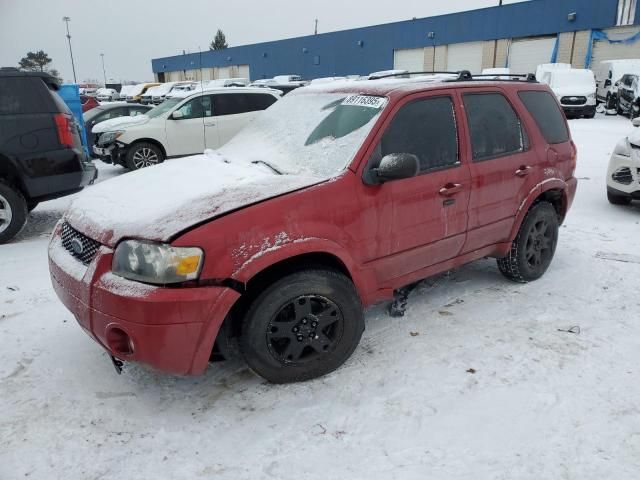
left=54, top=113, right=75, bottom=148
left=569, top=140, right=577, bottom=176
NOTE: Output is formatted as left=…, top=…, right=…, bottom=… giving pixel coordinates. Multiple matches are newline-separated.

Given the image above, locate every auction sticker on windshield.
left=342, top=95, right=387, bottom=109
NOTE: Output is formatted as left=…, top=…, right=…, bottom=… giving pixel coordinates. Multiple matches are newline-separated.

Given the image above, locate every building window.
left=617, top=0, right=637, bottom=26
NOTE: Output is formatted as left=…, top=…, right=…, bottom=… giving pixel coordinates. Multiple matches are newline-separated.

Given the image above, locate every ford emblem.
left=70, top=238, right=84, bottom=256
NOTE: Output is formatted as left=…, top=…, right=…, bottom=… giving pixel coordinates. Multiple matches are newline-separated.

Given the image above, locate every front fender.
left=231, top=237, right=373, bottom=304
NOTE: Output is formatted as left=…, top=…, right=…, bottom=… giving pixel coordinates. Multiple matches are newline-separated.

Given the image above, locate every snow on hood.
left=65, top=151, right=325, bottom=246
left=92, top=115, right=150, bottom=133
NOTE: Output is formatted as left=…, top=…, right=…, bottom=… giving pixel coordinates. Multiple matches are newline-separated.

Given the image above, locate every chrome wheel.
left=0, top=193, right=13, bottom=235
left=132, top=147, right=160, bottom=169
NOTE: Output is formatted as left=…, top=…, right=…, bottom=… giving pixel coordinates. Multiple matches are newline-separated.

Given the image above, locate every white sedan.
left=607, top=117, right=640, bottom=204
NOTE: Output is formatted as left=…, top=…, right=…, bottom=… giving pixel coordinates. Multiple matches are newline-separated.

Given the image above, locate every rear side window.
left=463, top=93, right=525, bottom=162
left=379, top=96, right=459, bottom=173
left=519, top=91, right=569, bottom=144
left=0, top=77, right=49, bottom=114
left=214, top=93, right=277, bottom=116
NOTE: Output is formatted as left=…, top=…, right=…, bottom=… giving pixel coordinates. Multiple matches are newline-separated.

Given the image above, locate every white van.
left=593, top=59, right=640, bottom=108
left=539, top=68, right=597, bottom=118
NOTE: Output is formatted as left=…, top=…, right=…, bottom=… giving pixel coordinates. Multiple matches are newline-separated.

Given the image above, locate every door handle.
left=439, top=183, right=463, bottom=196
left=515, top=166, right=533, bottom=177
left=204, top=122, right=216, bottom=127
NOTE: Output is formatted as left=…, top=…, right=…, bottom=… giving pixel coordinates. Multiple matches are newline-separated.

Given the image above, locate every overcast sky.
left=0, top=0, right=527, bottom=83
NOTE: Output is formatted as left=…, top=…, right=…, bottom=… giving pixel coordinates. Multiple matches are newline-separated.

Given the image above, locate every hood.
left=65, top=151, right=325, bottom=246
left=92, top=115, right=151, bottom=133
left=629, top=128, right=640, bottom=147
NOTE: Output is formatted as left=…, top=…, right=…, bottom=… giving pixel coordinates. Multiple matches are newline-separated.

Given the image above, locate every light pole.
left=62, top=16, right=77, bottom=83
left=100, top=53, right=107, bottom=86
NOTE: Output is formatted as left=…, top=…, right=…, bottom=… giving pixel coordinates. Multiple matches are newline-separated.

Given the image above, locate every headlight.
left=98, top=130, right=125, bottom=145
left=613, top=138, right=631, bottom=157
left=113, top=240, right=204, bottom=285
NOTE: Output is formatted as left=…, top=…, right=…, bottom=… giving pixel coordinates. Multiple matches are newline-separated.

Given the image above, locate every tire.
left=27, top=201, right=39, bottom=212
left=497, top=202, right=559, bottom=283
left=0, top=181, right=28, bottom=244
left=605, top=94, right=615, bottom=110
left=240, top=269, right=364, bottom=384
left=585, top=111, right=596, bottom=119
left=125, top=142, right=164, bottom=170
left=608, top=191, right=632, bottom=205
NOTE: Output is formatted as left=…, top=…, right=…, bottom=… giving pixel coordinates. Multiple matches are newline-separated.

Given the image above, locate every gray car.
left=83, top=103, right=152, bottom=152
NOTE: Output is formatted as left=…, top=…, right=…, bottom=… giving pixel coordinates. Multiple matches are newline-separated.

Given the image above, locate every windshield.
left=552, top=71, right=595, bottom=89
left=145, top=98, right=183, bottom=118
left=128, top=84, right=146, bottom=97
left=218, top=92, right=387, bottom=177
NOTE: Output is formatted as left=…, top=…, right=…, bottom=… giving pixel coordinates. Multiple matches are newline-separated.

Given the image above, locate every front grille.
left=60, top=222, right=101, bottom=265
left=561, top=96, right=587, bottom=106
left=612, top=167, right=634, bottom=185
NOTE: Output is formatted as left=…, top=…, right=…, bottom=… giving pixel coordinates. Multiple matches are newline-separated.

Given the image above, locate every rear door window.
left=245, top=93, right=278, bottom=112
left=377, top=96, right=459, bottom=173
left=0, top=77, right=49, bottom=114
left=518, top=91, right=569, bottom=144
left=463, top=93, right=525, bottom=162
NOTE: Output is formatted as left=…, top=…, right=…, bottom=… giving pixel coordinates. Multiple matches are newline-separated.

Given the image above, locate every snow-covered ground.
left=1, top=116, right=639, bottom=480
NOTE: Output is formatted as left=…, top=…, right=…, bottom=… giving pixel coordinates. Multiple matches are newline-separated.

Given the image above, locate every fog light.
left=106, top=327, right=134, bottom=356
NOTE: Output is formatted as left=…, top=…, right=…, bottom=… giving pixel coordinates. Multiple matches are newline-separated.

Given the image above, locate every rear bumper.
left=48, top=231, right=241, bottom=375
left=608, top=185, right=640, bottom=200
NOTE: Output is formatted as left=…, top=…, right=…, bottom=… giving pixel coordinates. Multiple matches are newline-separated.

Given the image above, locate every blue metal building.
left=151, top=0, right=640, bottom=81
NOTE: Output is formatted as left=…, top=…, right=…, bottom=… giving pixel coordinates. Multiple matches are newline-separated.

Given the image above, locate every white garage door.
left=394, top=48, right=426, bottom=72
left=592, top=26, right=640, bottom=65
left=237, top=65, right=250, bottom=80
left=508, top=37, right=556, bottom=74
left=446, top=42, right=483, bottom=74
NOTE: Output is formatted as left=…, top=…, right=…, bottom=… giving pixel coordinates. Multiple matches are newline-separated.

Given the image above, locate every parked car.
left=96, top=88, right=119, bottom=102
left=83, top=103, right=153, bottom=149
left=593, top=59, right=640, bottom=109
left=80, top=94, right=100, bottom=113
left=92, top=87, right=281, bottom=169
left=148, top=81, right=193, bottom=104
left=539, top=68, right=597, bottom=118
left=607, top=117, right=640, bottom=204
left=0, top=68, right=97, bottom=243
left=616, top=74, right=640, bottom=118
left=125, top=83, right=160, bottom=103
left=164, top=82, right=198, bottom=100
left=50, top=74, right=577, bottom=382
left=206, top=78, right=249, bottom=88
left=118, top=85, right=135, bottom=101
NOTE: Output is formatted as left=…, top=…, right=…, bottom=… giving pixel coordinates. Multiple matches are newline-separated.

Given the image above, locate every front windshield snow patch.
left=218, top=93, right=387, bottom=178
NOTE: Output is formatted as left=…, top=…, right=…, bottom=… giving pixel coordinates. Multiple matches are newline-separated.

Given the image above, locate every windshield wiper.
left=252, top=160, right=283, bottom=175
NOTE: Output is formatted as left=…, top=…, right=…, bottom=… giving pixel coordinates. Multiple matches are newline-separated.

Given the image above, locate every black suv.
left=617, top=74, right=640, bottom=119
left=0, top=68, right=97, bottom=243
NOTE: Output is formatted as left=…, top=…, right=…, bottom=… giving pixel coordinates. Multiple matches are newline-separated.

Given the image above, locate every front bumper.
left=48, top=229, right=240, bottom=375
left=607, top=150, right=640, bottom=195
left=561, top=104, right=596, bottom=117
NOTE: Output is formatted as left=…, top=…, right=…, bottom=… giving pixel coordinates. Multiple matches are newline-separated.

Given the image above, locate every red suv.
left=49, top=73, right=577, bottom=383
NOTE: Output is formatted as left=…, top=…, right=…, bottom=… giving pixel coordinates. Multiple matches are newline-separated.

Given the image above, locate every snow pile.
left=65, top=152, right=324, bottom=245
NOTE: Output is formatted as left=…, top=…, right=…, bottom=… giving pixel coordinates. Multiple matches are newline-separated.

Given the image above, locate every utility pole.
left=100, top=53, right=107, bottom=86
left=62, top=17, right=77, bottom=83
left=315, top=19, right=318, bottom=35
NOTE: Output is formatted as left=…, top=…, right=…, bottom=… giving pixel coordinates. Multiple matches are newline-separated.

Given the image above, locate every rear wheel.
left=240, top=269, right=364, bottom=383
left=0, top=181, right=28, bottom=244
left=608, top=191, right=632, bottom=205
left=497, top=202, right=559, bottom=283
left=125, top=142, right=164, bottom=170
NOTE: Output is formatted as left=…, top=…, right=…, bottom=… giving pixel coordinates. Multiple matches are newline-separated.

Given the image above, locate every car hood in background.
left=92, top=115, right=151, bottom=133
left=64, top=151, right=326, bottom=246
left=552, top=86, right=595, bottom=98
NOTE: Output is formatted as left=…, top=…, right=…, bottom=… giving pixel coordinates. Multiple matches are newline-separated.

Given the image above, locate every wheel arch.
left=0, top=154, right=28, bottom=199
left=126, top=138, right=167, bottom=158
left=509, top=181, right=569, bottom=242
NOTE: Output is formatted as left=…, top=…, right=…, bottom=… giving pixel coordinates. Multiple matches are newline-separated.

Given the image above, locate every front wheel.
left=125, top=142, right=164, bottom=170
left=497, top=202, right=559, bottom=283
left=240, top=269, right=364, bottom=383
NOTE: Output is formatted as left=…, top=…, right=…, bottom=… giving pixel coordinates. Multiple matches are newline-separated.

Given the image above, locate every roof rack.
left=370, top=70, right=537, bottom=83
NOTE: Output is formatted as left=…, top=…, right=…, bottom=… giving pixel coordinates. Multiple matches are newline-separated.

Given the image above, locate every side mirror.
left=604, top=79, right=612, bottom=87
left=171, top=110, right=184, bottom=120
left=373, top=153, right=420, bottom=183
left=633, top=118, right=640, bottom=128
